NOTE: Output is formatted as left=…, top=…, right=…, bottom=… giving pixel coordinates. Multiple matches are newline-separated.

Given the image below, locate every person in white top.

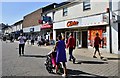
left=37, top=35, right=41, bottom=46
left=18, top=33, right=26, bottom=56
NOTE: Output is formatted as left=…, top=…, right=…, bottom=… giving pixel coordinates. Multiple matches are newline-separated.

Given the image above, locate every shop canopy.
left=41, top=23, right=53, bottom=29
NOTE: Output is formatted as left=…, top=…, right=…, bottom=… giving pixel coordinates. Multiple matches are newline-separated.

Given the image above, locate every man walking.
left=93, top=33, right=103, bottom=59
left=18, top=33, right=26, bottom=56
left=66, top=32, right=76, bottom=64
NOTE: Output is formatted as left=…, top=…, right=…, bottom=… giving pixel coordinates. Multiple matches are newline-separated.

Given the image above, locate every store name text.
left=67, top=21, right=79, bottom=27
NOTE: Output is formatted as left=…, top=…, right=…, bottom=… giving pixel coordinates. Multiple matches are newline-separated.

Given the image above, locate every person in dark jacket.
left=93, top=33, right=103, bottom=59
left=66, top=32, right=76, bottom=64
left=10, top=35, right=14, bottom=42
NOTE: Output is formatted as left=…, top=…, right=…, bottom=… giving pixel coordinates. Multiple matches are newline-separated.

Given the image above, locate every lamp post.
left=107, top=8, right=112, bottom=53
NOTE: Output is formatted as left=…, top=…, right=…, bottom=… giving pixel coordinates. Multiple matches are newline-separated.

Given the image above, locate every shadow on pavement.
left=47, top=69, right=108, bottom=78
left=106, top=57, right=120, bottom=60
left=22, top=55, right=47, bottom=58
left=67, top=69, right=107, bottom=78
left=75, top=60, right=108, bottom=64
left=1, top=76, right=108, bottom=78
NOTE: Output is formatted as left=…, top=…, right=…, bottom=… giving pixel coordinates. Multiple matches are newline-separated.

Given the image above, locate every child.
left=51, top=50, right=56, bottom=68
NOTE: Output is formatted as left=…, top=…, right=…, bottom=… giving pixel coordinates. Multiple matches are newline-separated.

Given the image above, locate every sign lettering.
left=67, top=21, right=79, bottom=27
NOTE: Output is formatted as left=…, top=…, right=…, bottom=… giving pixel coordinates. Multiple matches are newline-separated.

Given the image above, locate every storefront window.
left=88, top=29, right=107, bottom=48
left=76, top=32, right=82, bottom=48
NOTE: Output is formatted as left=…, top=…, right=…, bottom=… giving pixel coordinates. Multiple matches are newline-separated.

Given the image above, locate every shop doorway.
left=82, top=31, right=88, bottom=48
left=65, top=31, right=76, bottom=44
left=118, top=23, right=120, bottom=50
left=76, top=32, right=82, bottom=48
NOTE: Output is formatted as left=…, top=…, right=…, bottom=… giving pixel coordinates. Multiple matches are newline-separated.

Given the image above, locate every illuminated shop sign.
left=67, top=21, right=79, bottom=27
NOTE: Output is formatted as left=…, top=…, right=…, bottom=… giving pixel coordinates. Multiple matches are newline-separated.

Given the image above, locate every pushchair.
left=44, top=50, right=63, bottom=73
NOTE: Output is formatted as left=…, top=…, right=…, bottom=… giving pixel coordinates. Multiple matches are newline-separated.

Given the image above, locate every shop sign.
left=67, top=21, right=79, bottom=27
left=30, top=28, right=34, bottom=32
left=41, top=23, right=53, bottom=29
left=42, top=16, right=52, bottom=23
left=103, top=14, right=109, bottom=23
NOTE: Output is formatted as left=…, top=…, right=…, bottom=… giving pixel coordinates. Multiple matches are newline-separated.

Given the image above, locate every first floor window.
left=83, top=0, right=91, bottom=11
left=63, top=7, right=68, bottom=16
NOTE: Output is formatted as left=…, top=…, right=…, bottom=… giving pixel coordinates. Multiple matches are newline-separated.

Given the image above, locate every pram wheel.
left=45, top=50, right=64, bottom=74
left=44, top=55, right=54, bottom=73
left=48, top=70, right=53, bottom=73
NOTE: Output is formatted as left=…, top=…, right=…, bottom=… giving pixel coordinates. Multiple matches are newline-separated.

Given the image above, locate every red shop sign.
left=67, top=21, right=79, bottom=27
left=41, top=23, right=53, bottom=29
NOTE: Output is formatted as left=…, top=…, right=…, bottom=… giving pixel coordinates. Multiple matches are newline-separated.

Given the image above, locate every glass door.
left=76, top=31, right=82, bottom=48
left=65, top=31, right=70, bottom=44
left=82, top=31, right=88, bottom=48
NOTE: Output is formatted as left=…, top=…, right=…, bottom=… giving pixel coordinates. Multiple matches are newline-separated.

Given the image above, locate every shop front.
left=88, top=26, right=107, bottom=48
left=40, top=23, right=53, bottom=43
left=53, top=14, right=108, bottom=49
left=53, top=20, right=87, bottom=48
left=23, top=25, right=41, bottom=40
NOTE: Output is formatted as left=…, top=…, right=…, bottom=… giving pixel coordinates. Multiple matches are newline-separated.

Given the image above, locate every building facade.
left=110, top=0, right=120, bottom=53
left=12, top=20, right=23, bottom=39
left=22, top=8, right=43, bottom=38
left=53, top=0, right=120, bottom=54
left=40, top=3, right=58, bottom=43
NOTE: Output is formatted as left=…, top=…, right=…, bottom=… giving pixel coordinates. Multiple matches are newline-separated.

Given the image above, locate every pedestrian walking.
left=3, top=36, right=6, bottom=41
left=37, top=35, right=41, bottom=46
left=66, top=32, right=76, bottom=64
left=30, top=35, right=35, bottom=45
left=93, top=33, right=103, bottom=59
left=26, top=35, right=30, bottom=45
left=18, top=33, right=26, bottom=56
left=10, top=35, right=14, bottom=42
left=54, top=35, right=67, bottom=77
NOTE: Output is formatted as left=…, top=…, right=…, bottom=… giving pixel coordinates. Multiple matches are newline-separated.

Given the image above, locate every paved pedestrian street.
left=1, top=41, right=120, bottom=78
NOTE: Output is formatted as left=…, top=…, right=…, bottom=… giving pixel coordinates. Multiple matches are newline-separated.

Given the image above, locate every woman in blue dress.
left=54, top=35, right=67, bottom=77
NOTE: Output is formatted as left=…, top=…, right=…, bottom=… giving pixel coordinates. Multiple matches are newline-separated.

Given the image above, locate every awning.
left=41, top=24, right=53, bottom=29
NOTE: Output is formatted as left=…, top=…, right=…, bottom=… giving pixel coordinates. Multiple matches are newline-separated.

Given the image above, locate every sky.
left=0, top=0, right=66, bottom=25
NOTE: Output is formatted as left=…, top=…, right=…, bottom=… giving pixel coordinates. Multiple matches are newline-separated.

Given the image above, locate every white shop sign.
left=53, top=14, right=108, bottom=30
left=23, top=25, right=41, bottom=32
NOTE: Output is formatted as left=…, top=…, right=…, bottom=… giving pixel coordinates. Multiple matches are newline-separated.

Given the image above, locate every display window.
left=88, top=29, right=107, bottom=48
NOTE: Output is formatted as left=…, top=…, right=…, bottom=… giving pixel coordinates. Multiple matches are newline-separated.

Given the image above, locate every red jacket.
left=66, top=36, right=75, bottom=48
left=94, top=37, right=101, bottom=46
